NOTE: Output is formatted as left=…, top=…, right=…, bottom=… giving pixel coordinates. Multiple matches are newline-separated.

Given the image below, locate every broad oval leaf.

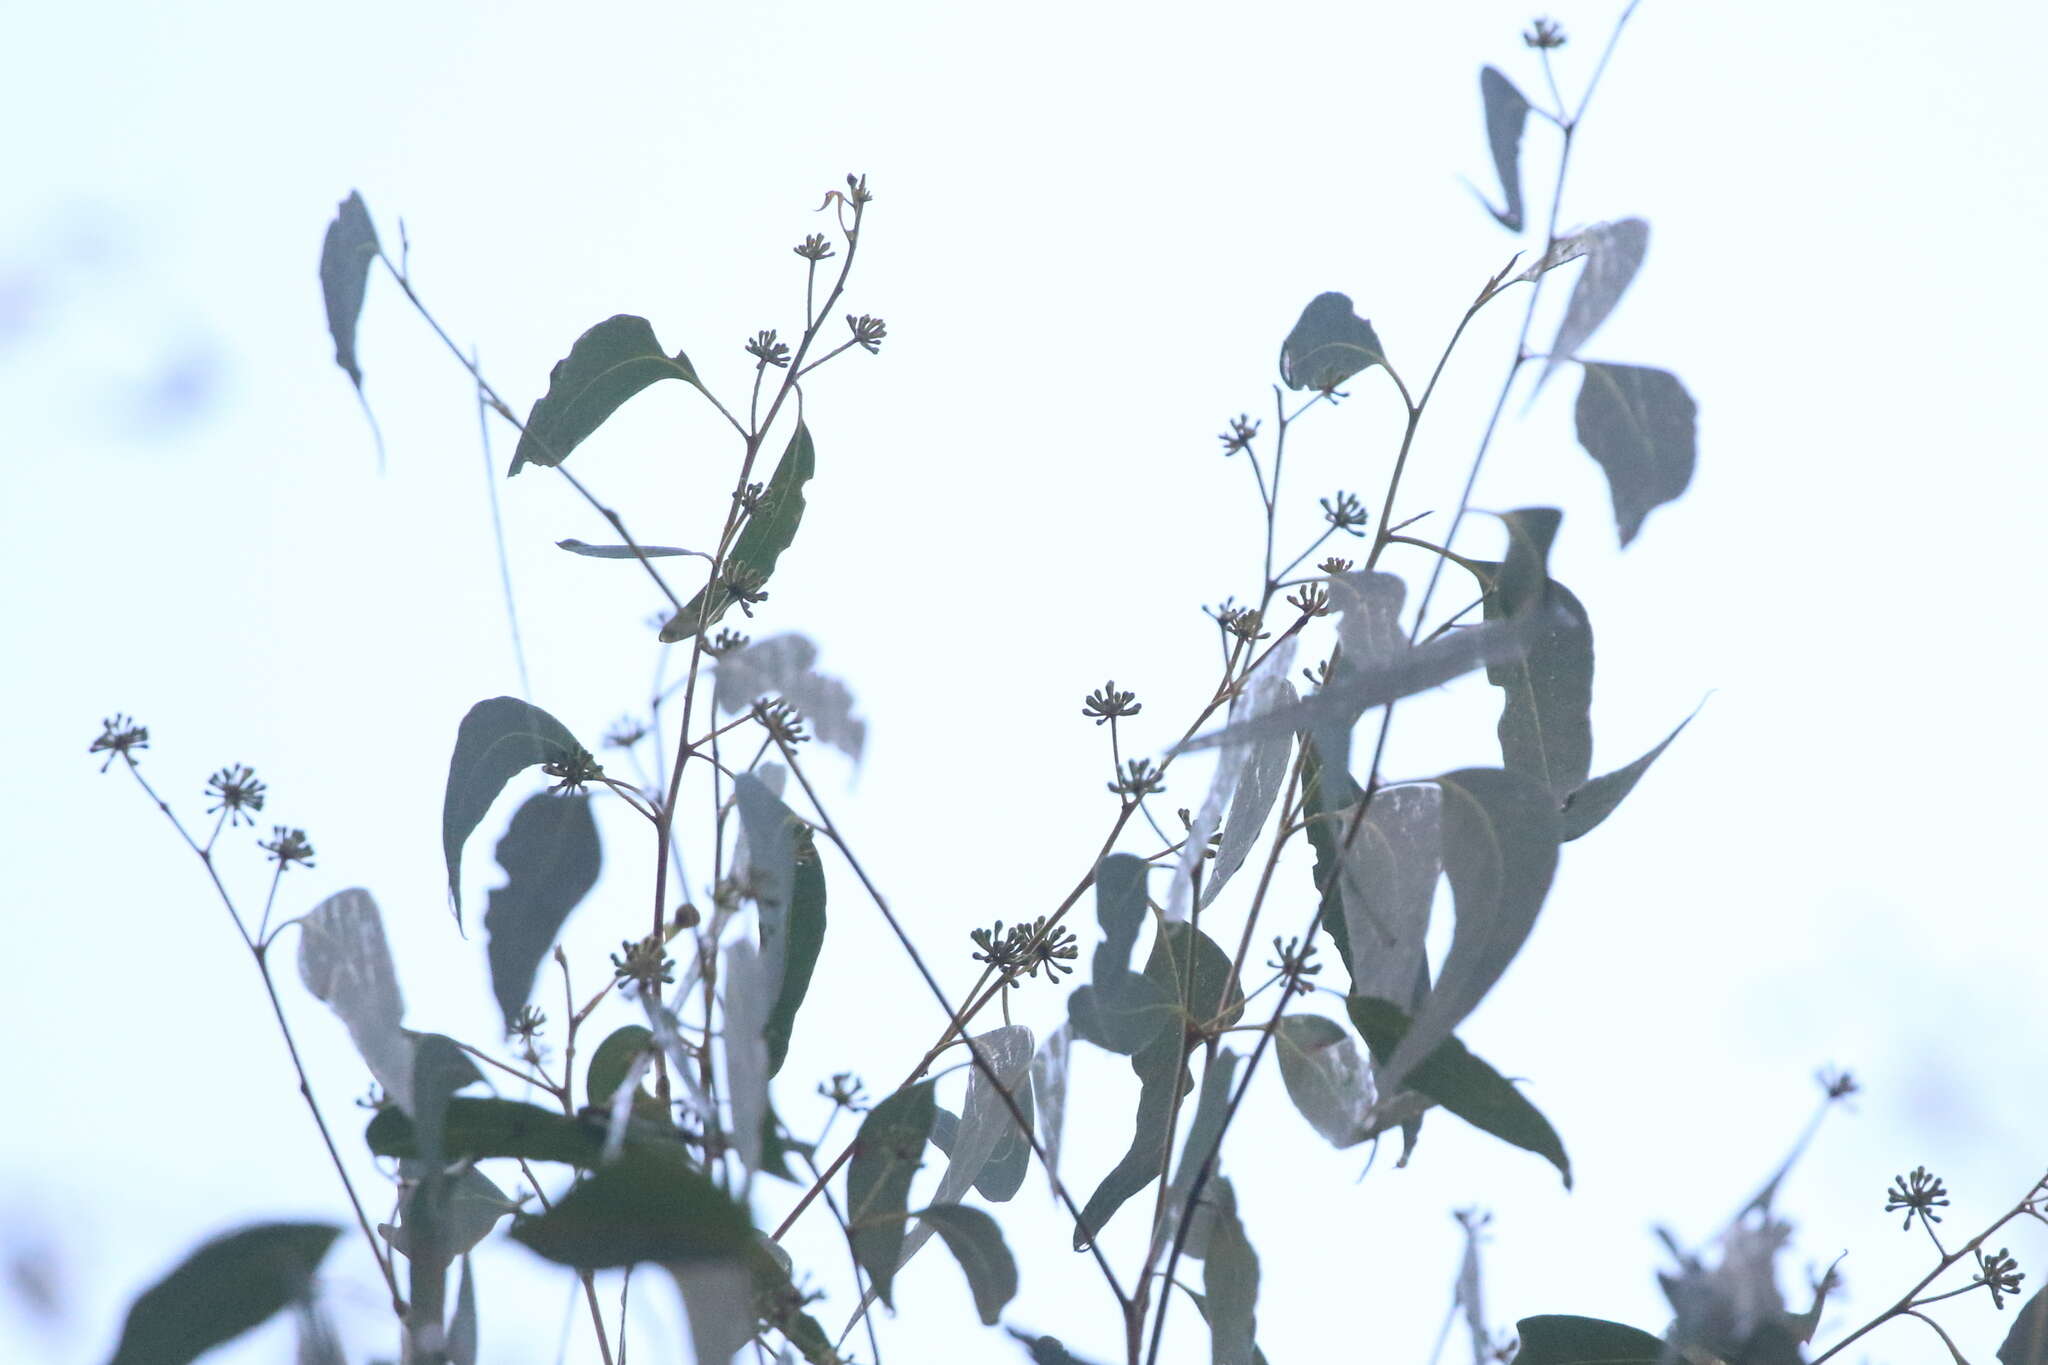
left=366, top=1096, right=604, bottom=1167
left=846, top=1080, right=937, bottom=1307
left=914, top=1204, right=1019, bottom=1325
left=1274, top=1016, right=1374, bottom=1148
left=1478, top=68, right=1533, bottom=232
left=1561, top=704, right=1700, bottom=840
left=510, top=315, right=702, bottom=475
left=1513, top=1314, right=1664, bottom=1365
left=442, top=697, right=589, bottom=924
left=1163, top=1048, right=1242, bottom=1260
left=1575, top=362, right=1698, bottom=546
left=1279, top=292, right=1387, bottom=392
left=1538, top=219, right=1650, bottom=393
left=2001, top=1284, right=2048, bottom=1365
left=109, top=1222, right=342, bottom=1365
left=1337, top=781, right=1443, bottom=1008
left=297, top=888, right=413, bottom=1111
left=1474, top=509, right=1595, bottom=800
left=510, top=1144, right=751, bottom=1268
left=485, top=793, right=600, bottom=1031
left=379, top=1167, right=518, bottom=1261
left=587, top=1025, right=656, bottom=1107
left=660, top=422, right=816, bottom=641
left=1203, top=1178, right=1261, bottom=1365
left=318, top=191, right=378, bottom=391
left=667, top=1259, right=752, bottom=1365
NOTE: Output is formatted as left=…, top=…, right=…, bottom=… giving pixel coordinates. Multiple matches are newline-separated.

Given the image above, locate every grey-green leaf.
left=1383, top=768, right=1561, bottom=1091
left=1478, top=68, right=1532, bottom=232
left=1574, top=362, right=1699, bottom=546
left=1203, top=1178, right=1260, bottom=1365
left=732, top=773, right=799, bottom=987
left=938, top=1026, right=1034, bottom=1207
left=765, top=825, right=827, bottom=1077
left=1092, top=853, right=1150, bottom=982
left=510, top=315, right=701, bottom=475
left=1538, top=219, right=1649, bottom=394
left=1030, top=1024, right=1070, bottom=1199
left=108, top=1222, right=342, bottom=1365
left=667, top=1259, right=752, bottom=1365
left=1163, top=1048, right=1242, bottom=1259
left=1512, top=1314, right=1664, bottom=1365
left=509, top=1145, right=752, bottom=1268
left=2000, top=1285, right=2048, bottom=1365
left=1274, top=1016, right=1374, bottom=1148
left=446, top=1256, right=477, bottom=1365
left=714, top=633, right=867, bottom=763
left=1336, top=780, right=1442, bottom=1008
left=1279, top=292, right=1387, bottom=392
left=442, top=697, right=588, bottom=925
left=556, top=538, right=709, bottom=560
left=915, top=1204, right=1019, bottom=1325
left=660, top=422, right=816, bottom=641
left=485, top=793, right=600, bottom=1031
left=1201, top=684, right=1297, bottom=908
left=1561, top=705, right=1699, bottom=840
left=319, top=191, right=378, bottom=391
left=297, top=888, right=414, bottom=1111
left=846, top=1080, right=937, bottom=1307
left=1476, top=509, right=1594, bottom=800
left=587, top=1025, right=656, bottom=1107
left=379, top=1168, right=517, bottom=1260
left=1074, top=1032, right=1181, bottom=1251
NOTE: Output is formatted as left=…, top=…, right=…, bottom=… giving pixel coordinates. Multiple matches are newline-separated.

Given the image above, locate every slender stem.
left=471, top=344, right=532, bottom=699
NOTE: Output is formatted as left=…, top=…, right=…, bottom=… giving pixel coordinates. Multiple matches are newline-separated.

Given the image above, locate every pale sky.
left=7, top=3, right=2047, bottom=1363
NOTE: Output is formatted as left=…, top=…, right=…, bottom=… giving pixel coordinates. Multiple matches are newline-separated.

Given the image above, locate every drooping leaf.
left=938, top=1027, right=1035, bottom=1207
left=108, top=1222, right=341, bottom=1365
left=668, top=1259, right=752, bottom=1365
left=915, top=1204, right=1019, bottom=1325
left=1472, top=509, right=1595, bottom=801
left=845, top=1081, right=937, bottom=1307
left=1478, top=69, right=1532, bottom=232
left=379, top=1167, right=518, bottom=1260
left=485, top=793, right=600, bottom=1031
left=1279, top=292, right=1387, bottom=392
left=1167, top=639, right=1294, bottom=921
left=714, top=633, right=868, bottom=763
left=1347, top=996, right=1570, bottom=1185
left=1336, top=781, right=1442, bottom=1007
left=366, top=1096, right=604, bottom=1167
left=1163, top=1048, right=1242, bottom=1259
left=723, top=940, right=772, bottom=1181
left=660, top=422, right=816, bottom=641
left=587, top=1025, right=656, bottom=1107
left=1068, top=970, right=1178, bottom=1056
left=1030, top=1024, right=1070, bottom=1199
left=1574, top=362, right=1698, bottom=546
left=1203, top=1178, right=1261, bottom=1365
left=446, top=1256, right=477, bottom=1365
left=1300, top=741, right=1362, bottom=974
left=293, top=1298, right=345, bottom=1365
left=1074, top=1031, right=1180, bottom=1251
left=2001, top=1284, right=2048, bottom=1365
left=1383, top=768, right=1561, bottom=1091
left=1178, top=1293, right=1273, bottom=1365
left=296, top=888, right=414, bottom=1110
left=1203, top=683, right=1298, bottom=909
left=556, top=538, right=709, bottom=560
left=510, top=315, right=702, bottom=475
left=1091, top=853, right=1150, bottom=983
left=1561, top=705, right=1700, bottom=840
left=1007, top=1328, right=1108, bottom=1365
left=1512, top=1314, right=1664, bottom=1365
left=1537, top=219, right=1650, bottom=394
left=442, top=697, right=589, bottom=924
left=765, top=826, right=827, bottom=1076
left=318, top=191, right=378, bottom=391
left=510, top=1144, right=752, bottom=1268
left=1273, top=1017, right=1374, bottom=1148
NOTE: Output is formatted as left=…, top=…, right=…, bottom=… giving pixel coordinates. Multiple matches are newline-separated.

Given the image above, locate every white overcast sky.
left=6, top=2, right=2047, bottom=1363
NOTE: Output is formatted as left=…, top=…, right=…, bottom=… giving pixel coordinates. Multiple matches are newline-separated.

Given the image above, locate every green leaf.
left=1007, top=1329, right=1107, bottom=1365
left=1474, top=509, right=1595, bottom=801
left=1333, top=781, right=1441, bottom=1008
left=556, top=538, right=708, bottom=560
left=1279, top=292, right=1386, bottom=392
left=1177, top=1292, right=1272, bottom=1365
left=1512, top=1314, right=1665, bottom=1364
left=1384, top=767, right=1560, bottom=1090
left=485, top=793, right=600, bottom=1032
left=1300, top=741, right=1361, bottom=974
left=2001, top=1285, right=2048, bottom=1365
left=660, top=422, right=816, bottom=641
left=915, top=1204, right=1018, bottom=1325
left=318, top=191, right=378, bottom=391
left=766, top=826, right=828, bottom=1076
left=442, top=697, right=589, bottom=925
left=1574, top=362, right=1699, bottom=546
left=1164, top=1048, right=1242, bottom=1259
left=510, top=1144, right=752, bottom=1268
left=846, top=1081, right=937, bottom=1307
left=1148, top=920, right=1244, bottom=1033
left=1347, top=996, right=1570, bottom=1185
left=1478, top=68, right=1531, bottom=232
left=1074, top=1031, right=1180, bottom=1251
left=1091, top=853, right=1150, bottom=982
left=108, top=1222, right=341, bottom=1365
left=1203, top=1178, right=1261, bottom=1365
left=447, top=1256, right=478, bottom=1365
left=296, top=888, right=414, bottom=1110
left=1273, top=1016, right=1373, bottom=1148
left=587, top=1025, right=656, bottom=1107
left=1538, top=220, right=1650, bottom=394
left=379, top=1167, right=517, bottom=1260
left=1561, top=705, right=1700, bottom=840
left=367, top=1097, right=604, bottom=1167
left=509, top=315, right=701, bottom=475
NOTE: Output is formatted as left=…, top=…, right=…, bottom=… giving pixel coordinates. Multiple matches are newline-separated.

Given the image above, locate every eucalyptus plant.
left=89, top=9, right=2048, bottom=1365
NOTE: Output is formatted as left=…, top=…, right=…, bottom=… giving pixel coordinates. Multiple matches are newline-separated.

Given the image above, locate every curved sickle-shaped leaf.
left=297, top=888, right=414, bottom=1111
left=1513, top=1314, right=1664, bottom=1364
left=1575, top=362, right=1698, bottom=546
left=319, top=191, right=378, bottom=391
left=1279, top=292, right=1387, bottom=392
left=1562, top=705, right=1700, bottom=840
left=1300, top=741, right=1362, bottom=974
left=1202, top=683, right=1297, bottom=909
left=367, top=1097, right=604, bottom=1167
left=846, top=1080, right=936, bottom=1307
left=1163, top=1047, right=1241, bottom=1260
left=731, top=774, right=824, bottom=1075
left=1274, top=1017, right=1374, bottom=1148
left=1168, top=640, right=1293, bottom=921
left=1478, top=68, right=1533, bottom=232
left=1337, top=781, right=1442, bottom=1008
left=485, top=793, right=600, bottom=1031
left=1384, top=768, right=1561, bottom=1090
left=1474, top=509, right=1595, bottom=801
left=510, top=315, right=702, bottom=475
left=1075, top=1031, right=1180, bottom=1251
left=1204, top=1178, right=1262, bottom=1365
left=556, top=538, right=709, bottom=560
left=660, top=422, right=817, bottom=641
left=109, top=1222, right=342, bottom=1365
left=1030, top=1023, right=1070, bottom=1199
left=2001, top=1285, right=2048, bottom=1365
left=443, top=697, right=589, bottom=925
left=510, top=1145, right=752, bottom=1268
left=766, top=827, right=826, bottom=1076
left=915, top=1204, right=1019, bottom=1325
left=1537, top=219, right=1649, bottom=394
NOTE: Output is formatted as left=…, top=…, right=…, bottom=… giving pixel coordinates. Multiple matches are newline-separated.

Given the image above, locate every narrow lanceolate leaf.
left=1478, top=68, right=1533, bottom=232
left=1347, top=996, right=1571, bottom=1185
left=1273, top=1017, right=1374, bottom=1148
left=511, top=1145, right=752, bottom=1268
left=442, top=697, right=589, bottom=924
left=2000, top=1284, right=2048, bottom=1365
left=297, top=888, right=414, bottom=1111
left=1300, top=742, right=1363, bottom=974
left=509, top=315, right=702, bottom=475
left=1475, top=509, right=1595, bottom=801
left=667, top=1260, right=752, bottom=1365
left=1075, top=1031, right=1180, bottom=1251
left=1336, top=781, right=1442, bottom=1007
left=846, top=1081, right=937, bottom=1307
left=1163, top=1048, right=1242, bottom=1259
left=1030, top=1024, right=1070, bottom=1199
left=915, top=1204, right=1019, bottom=1325
left=1561, top=705, right=1701, bottom=840
left=446, top=1256, right=478, bottom=1365
left=1512, top=1314, right=1664, bottom=1365
left=1202, top=682, right=1298, bottom=908
left=318, top=191, right=378, bottom=390
left=713, top=633, right=868, bottom=763
left=1166, top=638, right=1294, bottom=920
left=723, top=940, right=773, bottom=1180
left=484, top=793, right=600, bottom=1031
left=294, top=1299, right=345, bottom=1365
left=1279, top=292, right=1387, bottom=392
left=1203, top=1178, right=1261, bottom=1365
left=765, top=826, right=826, bottom=1076
left=366, top=1096, right=604, bottom=1167
left=555, top=538, right=709, bottom=560
left=1538, top=219, right=1650, bottom=394
left=660, top=422, right=817, bottom=641
left=1575, top=362, right=1699, bottom=546
left=732, top=772, right=803, bottom=1004
left=109, top=1222, right=342, bottom=1365
left=1383, top=768, right=1561, bottom=1092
